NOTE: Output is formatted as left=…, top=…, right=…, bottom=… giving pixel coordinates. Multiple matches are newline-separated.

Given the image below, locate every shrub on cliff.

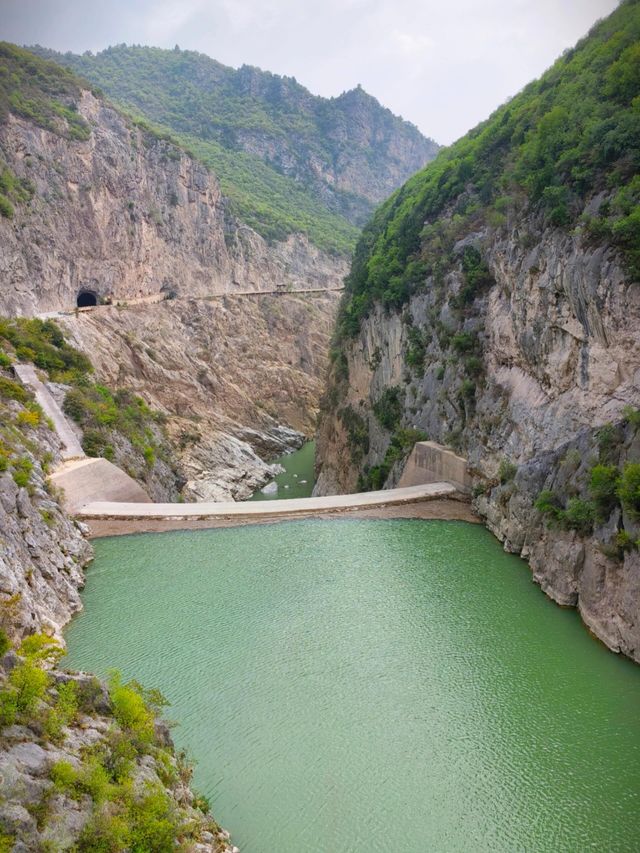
left=373, top=386, right=404, bottom=431
left=618, top=462, right=640, bottom=519
left=589, top=464, right=621, bottom=520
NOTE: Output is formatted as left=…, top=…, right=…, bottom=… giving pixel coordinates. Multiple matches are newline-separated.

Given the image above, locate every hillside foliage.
left=338, top=0, right=640, bottom=337
left=0, top=43, right=93, bottom=140
left=29, top=44, right=436, bottom=253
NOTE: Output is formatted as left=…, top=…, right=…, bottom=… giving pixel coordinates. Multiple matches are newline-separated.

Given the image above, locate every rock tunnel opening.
left=76, top=290, right=97, bottom=308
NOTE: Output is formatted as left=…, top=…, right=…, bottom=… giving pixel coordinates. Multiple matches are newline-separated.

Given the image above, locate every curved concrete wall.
left=398, top=442, right=471, bottom=494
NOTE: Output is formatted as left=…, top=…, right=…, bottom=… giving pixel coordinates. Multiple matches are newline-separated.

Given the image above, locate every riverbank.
left=84, top=497, right=478, bottom=537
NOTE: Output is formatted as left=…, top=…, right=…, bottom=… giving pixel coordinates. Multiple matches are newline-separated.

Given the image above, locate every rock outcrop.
left=57, top=291, right=338, bottom=500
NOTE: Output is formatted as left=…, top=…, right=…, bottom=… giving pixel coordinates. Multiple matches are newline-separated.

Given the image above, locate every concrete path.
left=78, top=482, right=457, bottom=520
left=13, top=364, right=85, bottom=460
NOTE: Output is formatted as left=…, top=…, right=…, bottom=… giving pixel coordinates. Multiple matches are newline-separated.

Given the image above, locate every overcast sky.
left=1, top=0, right=620, bottom=144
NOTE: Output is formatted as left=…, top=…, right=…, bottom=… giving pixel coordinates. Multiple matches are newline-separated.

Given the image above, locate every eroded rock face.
left=57, top=293, right=338, bottom=500
left=315, top=211, right=640, bottom=660
left=0, top=89, right=345, bottom=498
left=0, top=90, right=347, bottom=317
left=0, top=419, right=91, bottom=644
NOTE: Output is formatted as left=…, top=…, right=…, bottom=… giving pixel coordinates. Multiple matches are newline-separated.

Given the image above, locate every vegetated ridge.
left=315, top=0, right=640, bottom=661
left=30, top=44, right=439, bottom=254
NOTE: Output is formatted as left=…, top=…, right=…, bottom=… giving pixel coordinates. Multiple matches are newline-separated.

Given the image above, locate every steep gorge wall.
left=0, top=85, right=345, bottom=497
left=58, top=291, right=339, bottom=500
left=316, top=210, right=640, bottom=661
left=0, top=90, right=347, bottom=317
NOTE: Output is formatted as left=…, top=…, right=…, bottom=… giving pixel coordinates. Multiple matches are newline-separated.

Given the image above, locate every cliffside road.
left=38, top=286, right=345, bottom=320
left=13, top=364, right=85, bottom=460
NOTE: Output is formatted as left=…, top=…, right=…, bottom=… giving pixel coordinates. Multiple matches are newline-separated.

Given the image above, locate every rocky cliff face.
left=0, top=90, right=346, bottom=317
left=58, top=291, right=339, bottom=500
left=315, top=210, right=640, bottom=660
left=316, top=1, right=640, bottom=661
left=0, top=414, right=90, bottom=645
left=0, top=55, right=344, bottom=499
left=0, top=373, right=236, bottom=851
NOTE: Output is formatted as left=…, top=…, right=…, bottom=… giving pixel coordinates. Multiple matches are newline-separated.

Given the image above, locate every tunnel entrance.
left=76, top=290, right=97, bottom=308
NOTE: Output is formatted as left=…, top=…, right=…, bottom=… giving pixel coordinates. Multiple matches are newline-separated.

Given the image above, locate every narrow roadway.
left=13, top=364, right=85, bottom=460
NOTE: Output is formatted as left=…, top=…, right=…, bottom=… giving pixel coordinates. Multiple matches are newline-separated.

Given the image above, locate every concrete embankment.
left=50, top=458, right=153, bottom=515
left=79, top=482, right=458, bottom=521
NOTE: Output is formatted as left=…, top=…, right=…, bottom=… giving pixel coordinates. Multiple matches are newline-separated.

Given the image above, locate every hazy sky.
left=2, top=0, right=620, bottom=144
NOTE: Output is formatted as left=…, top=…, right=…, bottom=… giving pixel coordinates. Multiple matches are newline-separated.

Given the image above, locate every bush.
left=0, top=376, right=28, bottom=402
left=564, top=498, right=595, bottom=535
left=498, top=460, right=517, bottom=484
left=0, top=194, right=14, bottom=219
left=44, top=681, right=78, bottom=742
left=372, top=386, right=404, bottom=431
left=534, top=490, right=563, bottom=521
left=17, top=408, right=41, bottom=428
left=108, top=672, right=155, bottom=745
left=338, top=406, right=369, bottom=462
left=622, top=406, right=640, bottom=429
left=9, top=660, right=49, bottom=715
left=12, top=457, right=33, bottom=488
left=589, top=464, right=620, bottom=520
left=451, top=332, right=476, bottom=354
left=19, top=632, right=63, bottom=666
left=618, top=463, right=640, bottom=519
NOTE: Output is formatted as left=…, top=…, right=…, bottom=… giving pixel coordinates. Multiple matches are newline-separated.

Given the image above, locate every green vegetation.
left=338, top=405, right=369, bottom=464
left=63, top=384, right=166, bottom=464
left=338, top=0, right=640, bottom=336
left=0, top=316, right=172, bottom=489
left=589, top=464, right=620, bottom=520
left=25, top=43, right=436, bottom=254
left=0, top=163, right=34, bottom=219
left=618, top=462, right=640, bottom=519
left=359, top=428, right=428, bottom=491
left=0, top=631, right=217, bottom=849
left=0, top=317, right=92, bottom=382
left=498, top=460, right=518, bottom=484
left=372, top=386, right=404, bottom=431
left=0, top=42, right=92, bottom=140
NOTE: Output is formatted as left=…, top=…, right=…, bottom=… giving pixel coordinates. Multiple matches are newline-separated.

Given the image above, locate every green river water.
left=64, top=519, right=640, bottom=852
left=249, top=441, right=316, bottom=501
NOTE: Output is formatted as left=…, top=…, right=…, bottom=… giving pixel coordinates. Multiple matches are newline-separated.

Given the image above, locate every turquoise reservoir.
left=64, top=520, right=640, bottom=852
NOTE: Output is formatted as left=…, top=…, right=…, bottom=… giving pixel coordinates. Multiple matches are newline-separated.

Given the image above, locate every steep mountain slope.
left=316, top=0, right=640, bottom=660
left=32, top=44, right=438, bottom=240
left=0, top=44, right=342, bottom=497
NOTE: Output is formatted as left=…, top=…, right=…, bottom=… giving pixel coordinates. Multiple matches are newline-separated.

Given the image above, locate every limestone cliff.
left=33, top=44, right=439, bottom=229
left=0, top=87, right=346, bottom=316
left=316, top=1, right=640, bottom=660
left=58, top=291, right=339, bottom=500
left=0, top=44, right=345, bottom=498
